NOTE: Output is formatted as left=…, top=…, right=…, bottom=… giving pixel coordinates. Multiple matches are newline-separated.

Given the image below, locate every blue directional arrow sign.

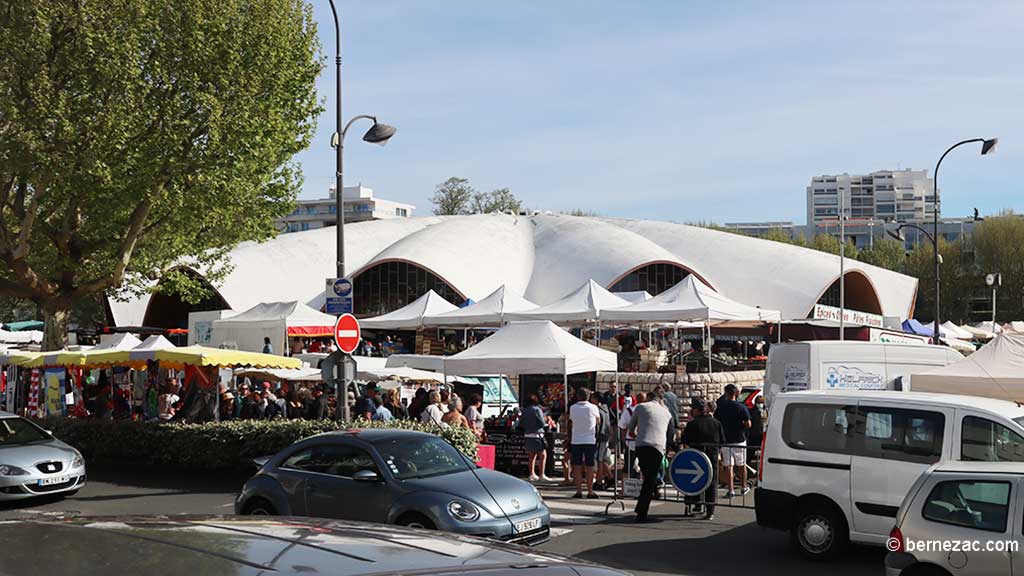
left=670, top=448, right=714, bottom=496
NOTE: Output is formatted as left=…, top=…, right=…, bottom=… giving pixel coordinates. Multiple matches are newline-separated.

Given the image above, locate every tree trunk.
left=42, top=307, right=70, bottom=351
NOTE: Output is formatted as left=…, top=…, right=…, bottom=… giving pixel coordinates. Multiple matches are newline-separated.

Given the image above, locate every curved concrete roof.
left=108, top=213, right=919, bottom=326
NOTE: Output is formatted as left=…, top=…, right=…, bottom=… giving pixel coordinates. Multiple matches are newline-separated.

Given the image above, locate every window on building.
left=608, top=263, right=691, bottom=297
left=328, top=205, right=337, bottom=214
left=396, top=208, right=408, bottom=217
left=352, top=261, right=464, bottom=316
left=301, top=222, right=310, bottom=231
left=877, top=204, right=896, bottom=214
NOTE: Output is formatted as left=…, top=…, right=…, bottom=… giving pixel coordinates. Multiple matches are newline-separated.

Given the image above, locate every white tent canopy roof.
left=504, top=279, right=630, bottom=322
left=940, top=321, right=974, bottom=340
left=235, top=367, right=323, bottom=382
left=961, top=324, right=997, bottom=340
left=360, top=290, right=458, bottom=330
left=600, top=276, right=783, bottom=323
left=423, top=285, right=538, bottom=327
left=217, top=301, right=336, bottom=327
left=612, top=291, right=652, bottom=304
left=912, top=333, right=1024, bottom=400
left=443, top=320, right=617, bottom=376
left=93, top=333, right=143, bottom=350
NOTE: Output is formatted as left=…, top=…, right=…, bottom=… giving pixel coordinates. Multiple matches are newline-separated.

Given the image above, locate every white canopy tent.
left=975, top=321, right=1004, bottom=335
left=126, top=335, right=177, bottom=362
left=1005, top=322, right=1024, bottom=333
left=610, top=291, right=652, bottom=304
left=443, top=320, right=617, bottom=410
left=961, top=324, right=997, bottom=341
left=422, top=285, right=538, bottom=327
left=0, top=329, right=42, bottom=345
left=353, top=355, right=445, bottom=383
left=360, top=290, right=459, bottom=330
left=211, top=301, right=337, bottom=354
left=911, top=333, right=1024, bottom=401
left=601, top=276, right=781, bottom=373
left=940, top=321, right=974, bottom=340
left=94, top=332, right=143, bottom=350
left=235, top=367, right=323, bottom=382
left=600, top=276, right=783, bottom=323
left=386, top=354, right=444, bottom=372
left=504, top=279, right=630, bottom=323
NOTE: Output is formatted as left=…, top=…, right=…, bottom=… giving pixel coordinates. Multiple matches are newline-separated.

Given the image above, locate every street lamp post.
left=887, top=223, right=939, bottom=343
left=326, top=0, right=397, bottom=422
left=928, top=138, right=998, bottom=344
left=326, top=0, right=397, bottom=280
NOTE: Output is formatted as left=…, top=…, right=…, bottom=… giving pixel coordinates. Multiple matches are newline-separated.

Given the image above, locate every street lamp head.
left=362, top=122, right=397, bottom=145
left=981, top=138, right=998, bottom=155
left=885, top=225, right=906, bottom=243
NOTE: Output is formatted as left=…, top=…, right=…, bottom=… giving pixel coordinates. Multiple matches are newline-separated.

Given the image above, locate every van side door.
left=849, top=403, right=949, bottom=541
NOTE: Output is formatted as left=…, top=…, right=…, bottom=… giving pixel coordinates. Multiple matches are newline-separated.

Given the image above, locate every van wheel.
left=791, top=504, right=848, bottom=560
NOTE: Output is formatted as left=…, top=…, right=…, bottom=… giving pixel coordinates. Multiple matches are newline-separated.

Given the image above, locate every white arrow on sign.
left=336, top=330, right=359, bottom=338
left=674, top=461, right=705, bottom=484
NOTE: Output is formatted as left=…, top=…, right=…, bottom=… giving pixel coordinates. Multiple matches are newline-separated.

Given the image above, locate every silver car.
left=886, top=461, right=1024, bottom=576
left=0, top=411, right=86, bottom=500
left=236, top=429, right=551, bottom=545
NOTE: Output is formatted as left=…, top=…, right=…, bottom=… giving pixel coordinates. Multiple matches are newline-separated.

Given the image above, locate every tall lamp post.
left=326, top=0, right=396, bottom=422
left=887, top=137, right=997, bottom=345
left=326, top=0, right=397, bottom=281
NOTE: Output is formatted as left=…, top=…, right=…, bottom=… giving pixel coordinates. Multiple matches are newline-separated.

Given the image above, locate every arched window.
left=608, top=262, right=691, bottom=297
left=352, top=261, right=464, bottom=317
left=142, top=269, right=230, bottom=329
left=814, top=272, right=883, bottom=315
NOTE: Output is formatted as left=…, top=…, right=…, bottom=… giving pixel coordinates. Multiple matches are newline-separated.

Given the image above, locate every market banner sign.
left=812, top=304, right=884, bottom=328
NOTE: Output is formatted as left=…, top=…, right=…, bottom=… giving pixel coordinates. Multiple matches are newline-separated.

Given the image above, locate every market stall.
left=600, top=276, right=782, bottom=372
left=503, top=279, right=629, bottom=323
left=443, top=320, right=616, bottom=474
left=210, top=301, right=336, bottom=354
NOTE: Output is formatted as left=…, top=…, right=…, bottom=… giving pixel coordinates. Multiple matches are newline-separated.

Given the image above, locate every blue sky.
left=294, top=1, right=1024, bottom=223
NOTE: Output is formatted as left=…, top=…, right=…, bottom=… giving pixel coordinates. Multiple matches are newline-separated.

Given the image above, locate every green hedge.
left=37, top=417, right=479, bottom=472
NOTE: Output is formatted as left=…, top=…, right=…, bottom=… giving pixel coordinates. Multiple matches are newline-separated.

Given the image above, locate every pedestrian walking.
left=382, top=388, right=407, bottom=420
left=441, top=397, right=470, bottom=429
left=307, top=386, right=329, bottom=420
left=714, top=384, right=752, bottom=498
left=628, top=389, right=672, bottom=522
left=568, top=388, right=600, bottom=499
left=657, top=384, right=681, bottom=452
left=590, top=393, right=614, bottom=491
left=354, top=383, right=380, bottom=420
left=517, top=394, right=553, bottom=482
left=680, top=397, right=726, bottom=520
left=420, top=390, right=447, bottom=427
left=463, top=393, right=485, bottom=438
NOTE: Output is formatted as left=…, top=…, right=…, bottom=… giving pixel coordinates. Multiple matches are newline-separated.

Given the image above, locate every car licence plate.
left=514, top=517, right=542, bottom=533
left=38, top=475, right=70, bottom=486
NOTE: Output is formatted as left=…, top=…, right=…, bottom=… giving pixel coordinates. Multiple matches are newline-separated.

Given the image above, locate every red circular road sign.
left=334, top=313, right=361, bottom=354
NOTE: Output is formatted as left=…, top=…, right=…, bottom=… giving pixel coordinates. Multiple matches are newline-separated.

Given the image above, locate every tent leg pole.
left=605, top=370, right=624, bottom=514
left=707, top=319, right=712, bottom=374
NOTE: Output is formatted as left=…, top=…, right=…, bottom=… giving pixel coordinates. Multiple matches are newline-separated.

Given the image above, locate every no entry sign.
left=334, top=313, right=361, bottom=354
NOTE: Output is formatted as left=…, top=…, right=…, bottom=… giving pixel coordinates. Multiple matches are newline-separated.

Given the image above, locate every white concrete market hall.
left=108, top=213, right=918, bottom=328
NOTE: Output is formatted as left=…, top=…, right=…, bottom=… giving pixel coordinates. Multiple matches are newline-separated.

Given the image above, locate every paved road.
left=0, top=466, right=885, bottom=575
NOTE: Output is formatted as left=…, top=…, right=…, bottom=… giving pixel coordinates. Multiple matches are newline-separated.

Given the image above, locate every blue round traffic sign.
left=333, top=278, right=352, bottom=297
left=670, top=449, right=713, bottom=496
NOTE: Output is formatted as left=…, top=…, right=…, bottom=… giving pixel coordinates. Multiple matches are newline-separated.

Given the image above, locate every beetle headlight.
left=0, top=465, right=29, bottom=476
left=72, top=453, right=84, bottom=468
left=447, top=499, right=480, bottom=522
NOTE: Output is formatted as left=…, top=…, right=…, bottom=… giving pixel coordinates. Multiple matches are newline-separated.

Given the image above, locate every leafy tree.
left=904, top=237, right=971, bottom=323
left=0, top=0, right=323, bottom=349
left=470, top=187, right=522, bottom=214
left=972, top=212, right=1024, bottom=322
left=431, top=177, right=475, bottom=215
left=762, top=228, right=795, bottom=244
left=857, top=238, right=906, bottom=272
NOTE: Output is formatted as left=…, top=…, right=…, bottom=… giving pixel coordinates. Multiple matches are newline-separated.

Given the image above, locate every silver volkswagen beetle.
left=236, top=429, right=551, bottom=545
left=0, top=411, right=86, bottom=500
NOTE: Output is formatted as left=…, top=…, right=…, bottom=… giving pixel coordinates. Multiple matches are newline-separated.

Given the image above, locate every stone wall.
left=594, top=370, right=764, bottom=421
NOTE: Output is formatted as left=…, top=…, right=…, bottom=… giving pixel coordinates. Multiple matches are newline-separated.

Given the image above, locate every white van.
left=765, top=341, right=962, bottom=407
left=756, top=390, right=1024, bottom=559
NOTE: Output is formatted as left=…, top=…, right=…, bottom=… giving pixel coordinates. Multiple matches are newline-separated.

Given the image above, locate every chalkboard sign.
left=484, top=428, right=529, bottom=474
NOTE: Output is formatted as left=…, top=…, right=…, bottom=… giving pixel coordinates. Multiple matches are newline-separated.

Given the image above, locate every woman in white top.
left=420, top=390, right=449, bottom=429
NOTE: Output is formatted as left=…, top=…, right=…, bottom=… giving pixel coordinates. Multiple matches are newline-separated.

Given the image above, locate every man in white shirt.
left=568, top=388, right=600, bottom=499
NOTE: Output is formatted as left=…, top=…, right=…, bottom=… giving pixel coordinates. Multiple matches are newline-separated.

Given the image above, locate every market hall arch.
left=606, top=261, right=712, bottom=297
left=811, top=270, right=884, bottom=315
left=141, top=268, right=231, bottom=329
left=350, top=259, right=466, bottom=317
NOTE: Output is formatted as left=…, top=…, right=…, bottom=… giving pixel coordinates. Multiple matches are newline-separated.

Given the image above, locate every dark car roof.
left=319, top=428, right=436, bottom=442
left=0, top=516, right=622, bottom=576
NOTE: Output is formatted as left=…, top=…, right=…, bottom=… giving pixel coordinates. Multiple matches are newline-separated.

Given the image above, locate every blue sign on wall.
left=669, top=449, right=714, bottom=496
left=325, top=277, right=353, bottom=315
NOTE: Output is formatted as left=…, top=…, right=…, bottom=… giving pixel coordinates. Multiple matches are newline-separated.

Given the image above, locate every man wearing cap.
left=354, top=383, right=379, bottom=421
left=680, top=397, right=726, bottom=520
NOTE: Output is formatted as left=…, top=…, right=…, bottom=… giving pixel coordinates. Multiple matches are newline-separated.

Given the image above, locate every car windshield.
left=373, top=436, right=470, bottom=480
left=0, top=417, right=50, bottom=447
